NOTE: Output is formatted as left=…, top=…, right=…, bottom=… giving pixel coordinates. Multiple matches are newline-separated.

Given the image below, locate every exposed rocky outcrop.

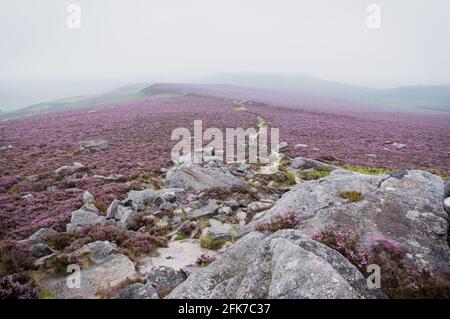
left=291, top=156, right=339, bottom=170
left=165, top=164, right=250, bottom=192
left=168, top=230, right=385, bottom=299
left=144, top=266, right=186, bottom=296
left=66, top=209, right=106, bottom=232
left=112, top=283, right=160, bottom=299
left=41, top=241, right=137, bottom=299
left=241, top=169, right=449, bottom=270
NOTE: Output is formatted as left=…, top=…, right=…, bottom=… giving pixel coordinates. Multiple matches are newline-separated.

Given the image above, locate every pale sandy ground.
left=138, top=239, right=217, bottom=272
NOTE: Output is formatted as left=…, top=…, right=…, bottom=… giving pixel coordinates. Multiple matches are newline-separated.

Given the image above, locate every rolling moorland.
left=0, top=83, right=449, bottom=299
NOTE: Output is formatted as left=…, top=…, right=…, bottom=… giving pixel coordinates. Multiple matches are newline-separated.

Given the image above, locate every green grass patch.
left=200, top=234, right=225, bottom=250
left=298, top=168, right=332, bottom=181
left=339, top=191, right=364, bottom=203
left=343, top=165, right=394, bottom=175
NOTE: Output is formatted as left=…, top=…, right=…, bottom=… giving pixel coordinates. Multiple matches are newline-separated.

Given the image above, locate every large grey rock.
left=80, top=139, right=108, bottom=152
left=188, top=200, right=219, bottom=220
left=41, top=242, right=137, bottom=299
left=291, top=156, right=339, bottom=170
left=444, top=180, right=450, bottom=199
left=75, top=241, right=118, bottom=263
left=122, top=189, right=155, bottom=211
left=29, top=228, right=58, bottom=243
left=55, top=162, right=84, bottom=175
left=144, top=266, right=186, bottom=296
left=29, top=242, right=53, bottom=258
left=168, top=230, right=384, bottom=299
left=66, top=210, right=106, bottom=232
left=107, top=204, right=137, bottom=229
left=242, top=169, right=449, bottom=270
left=112, top=283, right=160, bottom=299
left=82, top=191, right=95, bottom=204
left=444, top=197, right=450, bottom=214
left=205, top=219, right=234, bottom=241
left=165, top=164, right=249, bottom=192
left=247, top=201, right=274, bottom=213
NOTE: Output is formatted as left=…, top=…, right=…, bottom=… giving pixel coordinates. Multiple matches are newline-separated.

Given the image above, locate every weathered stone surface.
left=188, top=200, right=219, bottom=220
left=41, top=242, right=137, bottom=299
left=82, top=191, right=95, bottom=204
left=121, top=188, right=184, bottom=212
left=111, top=283, right=160, bottom=299
left=247, top=201, right=274, bottom=213
left=66, top=210, right=106, bottom=232
left=29, top=228, right=58, bottom=243
left=242, top=169, right=449, bottom=269
left=444, top=197, right=450, bottom=214
left=444, top=180, right=450, bottom=199
left=122, top=189, right=154, bottom=212
left=107, top=205, right=137, bottom=229
left=29, top=242, right=53, bottom=258
left=291, top=156, right=339, bottom=170
left=144, top=266, right=186, bottom=295
left=165, top=164, right=249, bottom=192
left=75, top=241, right=118, bottom=263
left=80, top=139, right=108, bottom=152
left=168, top=230, right=384, bottom=299
left=204, top=219, right=234, bottom=241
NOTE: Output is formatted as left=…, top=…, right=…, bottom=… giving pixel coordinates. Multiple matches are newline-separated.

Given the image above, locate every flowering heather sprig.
left=0, top=240, right=36, bottom=276
left=0, top=273, right=39, bottom=299
left=366, top=235, right=443, bottom=299
left=195, top=254, right=216, bottom=267
left=313, top=229, right=450, bottom=298
left=255, top=212, right=303, bottom=234
left=312, top=228, right=369, bottom=272
left=178, top=221, right=196, bottom=237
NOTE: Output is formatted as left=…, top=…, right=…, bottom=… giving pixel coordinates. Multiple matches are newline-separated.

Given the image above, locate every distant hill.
left=202, top=74, right=450, bottom=113
left=0, top=83, right=150, bottom=120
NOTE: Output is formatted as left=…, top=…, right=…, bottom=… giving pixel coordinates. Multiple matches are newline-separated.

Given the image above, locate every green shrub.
left=298, top=168, right=332, bottom=181
left=343, top=165, right=393, bottom=175
left=339, top=191, right=364, bottom=203
left=200, top=234, right=225, bottom=250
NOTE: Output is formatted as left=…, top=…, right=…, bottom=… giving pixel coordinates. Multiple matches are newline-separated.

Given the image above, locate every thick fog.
left=1, top=0, right=450, bottom=111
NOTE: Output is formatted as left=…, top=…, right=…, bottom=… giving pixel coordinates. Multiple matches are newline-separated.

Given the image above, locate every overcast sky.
left=1, top=0, right=449, bottom=110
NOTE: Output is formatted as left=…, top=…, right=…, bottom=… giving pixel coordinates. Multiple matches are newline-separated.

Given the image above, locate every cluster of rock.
left=22, top=151, right=450, bottom=299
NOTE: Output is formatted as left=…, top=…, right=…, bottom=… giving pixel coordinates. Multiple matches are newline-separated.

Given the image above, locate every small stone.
left=22, top=194, right=34, bottom=201
left=82, top=191, right=95, bottom=204
left=444, top=197, right=450, bottom=214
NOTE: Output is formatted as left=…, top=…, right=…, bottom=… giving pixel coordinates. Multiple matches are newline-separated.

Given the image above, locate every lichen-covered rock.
left=75, top=241, right=118, bottom=263
left=165, top=164, right=249, bottom=192
left=188, top=200, right=219, bottom=220
left=144, top=266, right=186, bottom=296
left=41, top=242, right=137, bottom=299
left=66, top=210, right=106, bottom=232
left=82, top=191, right=95, bottom=204
left=107, top=205, right=137, bottom=229
left=111, top=283, right=160, bottom=299
left=291, top=156, right=339, bottom=170
left=79, top=139, right=108, bottom=152
left=121, top=188, right=184, bottom=212
left=242, top=169, right=449, bottom=270
left=168, top=230, right=384, bottom=299
left=204, top=219, right=234, bottom=241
